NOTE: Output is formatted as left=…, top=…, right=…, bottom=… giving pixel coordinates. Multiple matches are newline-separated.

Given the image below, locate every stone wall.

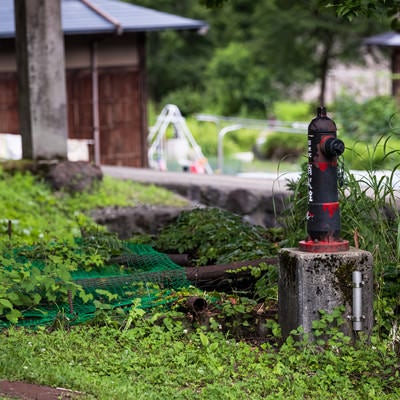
left=160, top=181, right=290, bottom=228
left=90, top=180, right=291, bottom=238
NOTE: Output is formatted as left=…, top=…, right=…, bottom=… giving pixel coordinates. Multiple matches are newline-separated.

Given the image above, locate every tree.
left=202, top=0, right=384, bottom=109
left=124, top=0, right=387, bottom=115
left=318, top=0, right=400, bottom=28
left=123, top=0, right=213, bottom=104
left=201, top=0, right=400, bottom=26
left=202, top=0, right=279, bottom=116
left=204, top=42, right=276, bottom=116
left=250, top=0, right=384, bottom=106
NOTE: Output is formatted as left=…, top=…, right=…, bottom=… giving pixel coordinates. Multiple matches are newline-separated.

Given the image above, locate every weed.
left=151, top=207, right=283, bottom=266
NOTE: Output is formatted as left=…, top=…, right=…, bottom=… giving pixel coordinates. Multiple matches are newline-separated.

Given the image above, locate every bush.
left=150, top=207, right=283, bottom=266
left=228, top=128, right=260, bottom=151
left=160, top=87, right=205, bottom=116
left=255, top=132, right=306, bottom=161
left=333, top=95, right=399, bottom=140
left=273, top=101, right=313, bottom=121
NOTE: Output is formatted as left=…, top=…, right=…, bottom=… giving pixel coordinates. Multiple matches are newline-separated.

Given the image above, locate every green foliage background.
left=125, top=0, right=386, bottom=117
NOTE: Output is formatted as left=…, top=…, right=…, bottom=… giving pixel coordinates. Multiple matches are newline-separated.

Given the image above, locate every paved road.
left=101, top=165, right=400, bottom=204
left=101, top=165, right=299, bottom=195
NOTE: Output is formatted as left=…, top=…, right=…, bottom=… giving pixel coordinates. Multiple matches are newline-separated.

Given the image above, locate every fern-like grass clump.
left=152, top=207, right=284, bottom=266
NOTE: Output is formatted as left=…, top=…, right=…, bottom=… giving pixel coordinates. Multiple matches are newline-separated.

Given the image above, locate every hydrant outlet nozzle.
left=323, top=137, right=345, bottom=157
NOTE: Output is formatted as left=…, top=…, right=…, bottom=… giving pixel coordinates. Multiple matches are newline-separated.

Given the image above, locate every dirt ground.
left=0, top=380, right=83, bottom=399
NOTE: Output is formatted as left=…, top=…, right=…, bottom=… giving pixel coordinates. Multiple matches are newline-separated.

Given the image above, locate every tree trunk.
left=318, top=36, right=334, bottom=107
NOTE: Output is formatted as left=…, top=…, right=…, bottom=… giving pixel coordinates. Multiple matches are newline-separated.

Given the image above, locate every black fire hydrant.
left=299, top=107, right=349, bottom=252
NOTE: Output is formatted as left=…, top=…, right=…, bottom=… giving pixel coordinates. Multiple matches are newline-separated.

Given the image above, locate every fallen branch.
left=185, top=257, right=278, bottom=291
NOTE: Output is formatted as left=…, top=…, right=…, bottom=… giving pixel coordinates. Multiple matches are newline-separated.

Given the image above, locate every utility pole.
left=14, top=0, right=68, bottom=160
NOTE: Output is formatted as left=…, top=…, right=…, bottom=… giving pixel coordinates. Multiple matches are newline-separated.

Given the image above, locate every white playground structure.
left=148, top=104, right=213, bottom=174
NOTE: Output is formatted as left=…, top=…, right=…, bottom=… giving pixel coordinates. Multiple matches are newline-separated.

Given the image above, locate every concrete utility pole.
left=14, top=0, right=68, bottom=160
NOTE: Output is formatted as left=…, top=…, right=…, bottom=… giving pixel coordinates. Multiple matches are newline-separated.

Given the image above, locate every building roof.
left=363, top=31, right=400, bottom=47
left=0, top=0, right=208, bottom=39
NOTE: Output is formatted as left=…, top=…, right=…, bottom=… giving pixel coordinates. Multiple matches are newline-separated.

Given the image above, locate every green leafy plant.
left=333, top=95, right=399, bottom=141
left=0, top=232, right=128, bottom=324
left=1, top=314, right=400, bottom=399
left=255, top=132, right=306, bottom=161
left=343, top=135, right=400, bottom=170
left=63, top=175, right=188, bottom=210
left=151, top=207, right=283, bottom=266
left=0, top=245, right=88, bottom=324
left=0, top=169, right=187, bottom=245
left=0, top=170, right=191, bottom=325
left=312, top=306, right=351, bottom=348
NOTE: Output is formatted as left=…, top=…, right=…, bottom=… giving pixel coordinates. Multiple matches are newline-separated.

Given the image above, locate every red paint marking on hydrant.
left=317, top=162, right=329, bottom=172
left=322, top=202, right=339, bottom=217
left=315, top=161, right=337, bottom=171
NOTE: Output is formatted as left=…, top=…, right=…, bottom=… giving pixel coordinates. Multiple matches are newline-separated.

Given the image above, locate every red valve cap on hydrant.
left=298, top=106, right=349, bottom=253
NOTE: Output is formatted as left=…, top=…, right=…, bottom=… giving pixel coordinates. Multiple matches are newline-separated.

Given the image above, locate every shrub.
left=160, top=87, right=205, bottom=116
left=188, top=118, right=256, bottom=159
left=229, top=128, right=260, bottom=152
left=255, top=132, right=306, bottom=161
left=150, top=207, right=283, bottom=266
left=272, top=101, right=313, bottom=121
left=333, top=95, right=399, bottom=140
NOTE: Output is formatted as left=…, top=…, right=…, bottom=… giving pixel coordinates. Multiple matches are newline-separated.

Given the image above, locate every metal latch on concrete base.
left=348, top=270, right=365, bottom=331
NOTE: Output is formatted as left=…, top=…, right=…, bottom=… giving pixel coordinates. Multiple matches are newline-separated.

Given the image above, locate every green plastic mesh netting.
left=0, top=241, right=190, bottom=328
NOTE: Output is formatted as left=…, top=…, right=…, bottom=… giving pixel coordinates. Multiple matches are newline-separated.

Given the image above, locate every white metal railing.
left=196, top=113, right=308, bottom=132
left=196, top=114, right=306, bottom=174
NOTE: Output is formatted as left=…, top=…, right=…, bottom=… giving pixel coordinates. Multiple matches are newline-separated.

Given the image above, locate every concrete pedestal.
left=278, top=247, right=373, bottom=341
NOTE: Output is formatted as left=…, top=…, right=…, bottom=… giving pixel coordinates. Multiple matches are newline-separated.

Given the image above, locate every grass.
left=0, top=321, right=399, bottom=399
left=0, top=165, right=399, bottom=399
left=0, top=170, right=187, bottom=245
left=63, top=176, right=188, bottom=211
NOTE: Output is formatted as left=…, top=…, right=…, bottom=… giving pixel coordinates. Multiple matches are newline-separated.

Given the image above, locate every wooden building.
left=0, top=0, right=207, bottom=166
left=364, top=31, right=400, bottom=100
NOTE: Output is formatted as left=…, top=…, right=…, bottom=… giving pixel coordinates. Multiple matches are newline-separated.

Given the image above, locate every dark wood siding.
left=66, top=69, right=93, bottom=140
left=0, top=31, right=148, bottom=167
left=0, top=67, right=147, bottom=167
left=0, top=73, right=19, bottom=133
left=66, top=66, right=146, bottom=166
left=99, top=68, right=143, bottom=166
